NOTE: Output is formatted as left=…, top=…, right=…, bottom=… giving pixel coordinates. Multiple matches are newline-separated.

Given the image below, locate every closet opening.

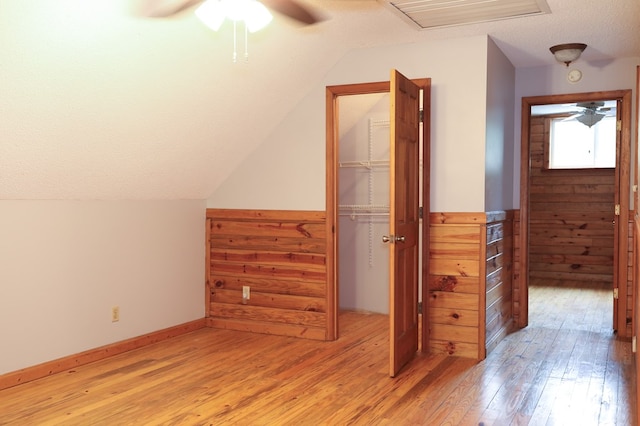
left=337, top=92, right=392, bottom=317
left=325, top=75, right=431, bottom=376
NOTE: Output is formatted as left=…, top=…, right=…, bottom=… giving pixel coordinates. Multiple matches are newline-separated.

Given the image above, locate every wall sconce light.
left=549, top=43, right=587, bottom=67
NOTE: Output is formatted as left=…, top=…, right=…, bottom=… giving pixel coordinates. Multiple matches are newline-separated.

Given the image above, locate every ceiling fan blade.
left=261, top=0, right=320, bottom=25
left=562, top=113, right=581, bottom=121
left=136, top=0, right=204, bottom=18
left=576, top=101, right=605, bottom=109
left=136, top=0, right=321, bottom=24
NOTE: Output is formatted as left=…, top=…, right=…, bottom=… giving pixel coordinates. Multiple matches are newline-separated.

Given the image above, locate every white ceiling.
left=1, top=0, right=638, bottom=200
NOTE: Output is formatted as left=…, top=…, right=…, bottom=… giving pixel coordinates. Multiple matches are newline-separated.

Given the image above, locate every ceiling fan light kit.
left=549, top=43, right=587, bottom=67
left=195, top=0, right=273, bottom=62
left=567, top=102, right=611, bottom=128
left=195, top=0, right=273, bottom=33
left=576, top=112, right=605, bottom=127
left=141, top=0, right=319, bottom=62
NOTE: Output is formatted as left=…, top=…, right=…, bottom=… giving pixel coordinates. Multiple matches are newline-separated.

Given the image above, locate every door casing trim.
left=325, top=79, right=431, bottom=352
left=518, top=90, right=633, bottom=336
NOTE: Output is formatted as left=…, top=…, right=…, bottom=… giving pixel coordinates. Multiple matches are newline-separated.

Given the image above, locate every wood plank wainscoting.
left=635, top=213, right=640, bottom=420
left=206, top=209, right=329, bottom=340
left=514, top=211, right=635, bottom=338
left=207, top=209, right=517, bottom=361
left=485, top=211, right=515, bottom=354
left=429, top=211, right=515, bottom=360
left=513, top=210, right=522, bottom=327
left=628, top=217, right=635, bottom=338
left=528, top=115, right=615, bottom=288
left=525, top=112, right=635, bottom=339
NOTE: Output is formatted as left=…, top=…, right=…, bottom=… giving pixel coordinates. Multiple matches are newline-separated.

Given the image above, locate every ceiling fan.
left=136, top=0, right=320, bottom=26
left=564, top=101, right=615, bottom=128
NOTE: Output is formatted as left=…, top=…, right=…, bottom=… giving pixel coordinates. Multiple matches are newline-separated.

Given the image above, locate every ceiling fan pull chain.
left=232, top=20, right=237, bottom=63
left=244, top=22, right=249, bottom=61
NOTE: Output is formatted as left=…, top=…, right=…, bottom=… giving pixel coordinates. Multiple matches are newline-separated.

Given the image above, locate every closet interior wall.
left=338, top=93, right=391, bottom=314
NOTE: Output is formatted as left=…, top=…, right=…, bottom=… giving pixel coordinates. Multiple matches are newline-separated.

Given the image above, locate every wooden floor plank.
left=0, top=285, right=635, bottom=425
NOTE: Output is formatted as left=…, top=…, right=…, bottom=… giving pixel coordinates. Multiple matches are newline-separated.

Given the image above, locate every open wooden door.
left=613, top=94, right=632, bottom=336
left=387, top=69, right=420, bottom=377
left=612, top=98, right=622, bottom=333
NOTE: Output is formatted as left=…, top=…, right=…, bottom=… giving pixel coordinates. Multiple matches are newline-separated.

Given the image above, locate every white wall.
left=485, top=38, right=516, bottom=211
left=514, top=56, right=640, bottom=205
left=208, top=35, right=491, bottom=213
left=0, top=200, right=205, bottom=375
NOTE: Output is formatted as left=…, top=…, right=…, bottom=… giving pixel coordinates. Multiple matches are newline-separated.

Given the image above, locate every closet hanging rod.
left=339, top=204, right=389, bottom=212
left=338, top=160, right=389, bottom=169
left=339, top=212, right=389, bottom=218
left=339, top=160, right=424, bottom=169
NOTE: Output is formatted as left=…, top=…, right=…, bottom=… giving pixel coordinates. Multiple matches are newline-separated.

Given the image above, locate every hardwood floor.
left=0, top=285, right=635, bottom=425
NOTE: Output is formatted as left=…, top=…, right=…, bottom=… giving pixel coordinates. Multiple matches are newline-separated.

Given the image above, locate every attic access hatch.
left=381, top=0, right=551, bottom=29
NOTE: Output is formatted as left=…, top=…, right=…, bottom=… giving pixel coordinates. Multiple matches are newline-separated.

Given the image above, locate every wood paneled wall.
left=514, top=211, right=634, bottom=335
left=634, top=214, right=640, bottom=418
left=626, top=218, right=634, bottom=337
left=485, top=211, right=515, bottom=355
left=207, top=208, right=517, bottom=358
left=206, top=209, right=329, bottom=340
left=513, top=210, right=523, bottom=327
left=528, top=115, right=615, bottom=286
left=429, top=211, right=515, bottom=360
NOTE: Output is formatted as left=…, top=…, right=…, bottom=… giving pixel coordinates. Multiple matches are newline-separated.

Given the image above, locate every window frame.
left=542, top=114, right=617, bottom=171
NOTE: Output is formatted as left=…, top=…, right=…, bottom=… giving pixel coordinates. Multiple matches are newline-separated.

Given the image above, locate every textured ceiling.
left=1, top=0, right=638, bottom=200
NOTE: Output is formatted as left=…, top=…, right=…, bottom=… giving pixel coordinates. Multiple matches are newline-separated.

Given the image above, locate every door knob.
left=382, top=235, right=405, bottom=243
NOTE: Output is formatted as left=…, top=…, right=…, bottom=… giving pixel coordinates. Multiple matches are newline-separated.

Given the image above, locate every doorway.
left=518, top=90, right=633, bottom=337
left=337, top=91, right=392, bottom=315
left=325, top=76, right=431, bottom=376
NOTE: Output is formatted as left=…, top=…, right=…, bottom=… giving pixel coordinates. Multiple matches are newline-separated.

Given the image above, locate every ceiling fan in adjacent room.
left=136, top=0, right=320, bottom=26
left=565, top=101, right=615, bottom=128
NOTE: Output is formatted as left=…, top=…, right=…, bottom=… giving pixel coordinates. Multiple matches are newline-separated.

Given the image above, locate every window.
left=547, top=115, right=616, bottom=169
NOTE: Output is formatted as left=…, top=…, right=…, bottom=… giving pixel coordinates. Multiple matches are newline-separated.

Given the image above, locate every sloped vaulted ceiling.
left=1, top=0, right=638, bottom=200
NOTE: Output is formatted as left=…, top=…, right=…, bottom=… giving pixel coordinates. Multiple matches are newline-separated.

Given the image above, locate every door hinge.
left=418, top=301, right=423, bottom=315
left=616, top=120, right=622, bottom=131
left=613, top=288, right=619, bottom=299
left=419, top=206, right=423, bottom=219
left=615, top=204, right=620, bottom=216
left=419, top=109, right=424, bottom=123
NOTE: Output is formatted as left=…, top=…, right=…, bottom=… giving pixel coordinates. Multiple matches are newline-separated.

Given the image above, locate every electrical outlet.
left=242, top=286, right=250, bottom=301
left=112, top=306, right=120, bottom=322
